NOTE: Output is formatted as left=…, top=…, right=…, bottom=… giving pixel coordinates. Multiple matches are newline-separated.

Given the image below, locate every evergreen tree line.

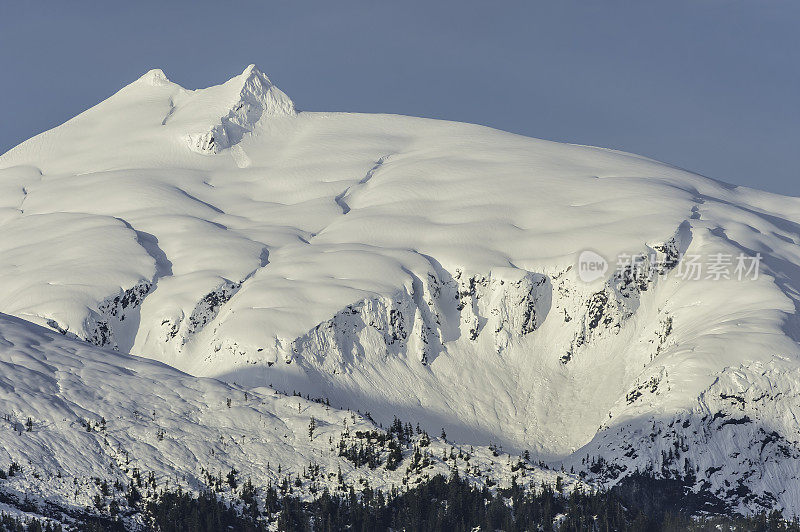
left=142, top=469, right=800, bottom=532
left=0, top=513, right=62, bottom=532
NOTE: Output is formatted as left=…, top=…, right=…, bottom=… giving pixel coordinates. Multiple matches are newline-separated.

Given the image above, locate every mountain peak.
left=183, top=64, right=295, bottom=155
left=242, top=63, right=261, bottom=77
left=136, top=68, right=172, bottom=87
left=234, top=63, right=294, bottom=113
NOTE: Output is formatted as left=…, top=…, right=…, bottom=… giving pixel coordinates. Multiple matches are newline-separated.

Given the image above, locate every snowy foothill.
left=0, top=311, right=567, bottom=522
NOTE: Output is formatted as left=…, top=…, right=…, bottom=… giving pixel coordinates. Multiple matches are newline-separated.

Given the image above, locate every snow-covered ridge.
left=567, top=359, right=800, bottom=514
left=0, top=312, right=567, bottom=521
left=3, top=65, right=800, bottom=514
left=0, top=64, right=296, bottom=168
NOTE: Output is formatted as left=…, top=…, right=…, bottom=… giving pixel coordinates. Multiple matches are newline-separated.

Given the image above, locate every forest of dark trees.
left=142, top=470, right=800, bottom=532
left=3, top=468, right=800, bottom=531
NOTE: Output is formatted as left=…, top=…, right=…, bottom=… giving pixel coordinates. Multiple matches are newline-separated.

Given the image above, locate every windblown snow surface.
left=3, top=65, right=800, bottom=515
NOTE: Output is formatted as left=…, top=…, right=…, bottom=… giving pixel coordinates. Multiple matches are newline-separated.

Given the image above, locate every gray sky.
left=2, top=1, right=798, bottom=194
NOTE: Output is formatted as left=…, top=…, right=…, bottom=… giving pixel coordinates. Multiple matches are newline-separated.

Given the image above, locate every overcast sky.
left=1, top=1, right=797, bottom=194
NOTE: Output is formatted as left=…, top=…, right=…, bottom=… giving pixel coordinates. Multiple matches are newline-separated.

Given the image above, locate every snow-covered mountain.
left=2, top=64, right=800, bottom=515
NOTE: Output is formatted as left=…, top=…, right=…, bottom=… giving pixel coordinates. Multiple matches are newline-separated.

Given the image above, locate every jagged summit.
left=0, top=64, right=297, bottom=168
left=130, top=64, right=297, bottom=155
left=133, top=64, right=286, bottom=93
left=181, top=63, right=296, bottom=154
left=241, top=63, right=267, bottom=80
left=240, top=64, right=295, bottom=113
left=136, top=68, right=172, bottom=86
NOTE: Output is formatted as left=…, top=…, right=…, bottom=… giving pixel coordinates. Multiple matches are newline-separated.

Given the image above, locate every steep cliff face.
left=278, top=267, right=552, bottom=371
left=85, top=281, right=152, bottom=349
left=563, top=229, right=687, bottom=364
left=41, top=281, right=152, bottom=352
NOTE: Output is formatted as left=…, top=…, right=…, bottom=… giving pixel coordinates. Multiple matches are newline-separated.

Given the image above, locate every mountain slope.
left=0, top=311, right=555, bottom=523
left=2, top=65, right=800, bottom=513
